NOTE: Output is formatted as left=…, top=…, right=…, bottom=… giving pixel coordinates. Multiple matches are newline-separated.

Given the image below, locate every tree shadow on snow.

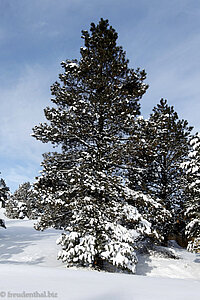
left=0, top=226, right=60, bottom=265
left=135, top=253, right=154, bottom=276
left=194, top=254, right=200, bottom=263
left=87, top=292, right=123, bottom=300
left=0, top=257, right=45, bottom=265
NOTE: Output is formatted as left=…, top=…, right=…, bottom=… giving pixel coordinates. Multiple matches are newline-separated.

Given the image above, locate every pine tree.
left=0, top=176, right=9, bottom=228
left=126, top=116, right=156, bottom=194
left=5, top=182, right=37, bottom=220
left=31, top=19, right=165, bottom=273
left=182, top=133, right=200, bottom=253
left=0, top=177, right=9, bottom=208
left=128, top=99, right=193, bottom=243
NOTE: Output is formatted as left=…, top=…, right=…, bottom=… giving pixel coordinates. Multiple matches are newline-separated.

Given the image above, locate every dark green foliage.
left=32, top=18, right=148, bottom=226
left=0, top=177, right=9, bottom=208
left=32, top=20, right=148, bottom=225
left=128, top=99, right=193, bottom=241
left=33, top=19, right=148, bottom=151
left=0, top=176, right=9, bottom=229
left=31, top=19, right=154, bottom=272
left=182, top=133, right=200, bottom=252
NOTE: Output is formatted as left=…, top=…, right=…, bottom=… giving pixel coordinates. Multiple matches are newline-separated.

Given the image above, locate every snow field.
left=0, top=210, right=199, bottom=300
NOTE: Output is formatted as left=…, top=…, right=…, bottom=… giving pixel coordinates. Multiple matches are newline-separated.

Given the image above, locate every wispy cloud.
left=0, top=64, right=54, bottom=158
left=0, top=64, right=57, bottom=190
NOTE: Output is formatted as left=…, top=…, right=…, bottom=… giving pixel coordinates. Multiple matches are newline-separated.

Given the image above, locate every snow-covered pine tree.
left=125, top=116, right=171, bottom=240
left=182, top=133, right=200, bottom=253
left=128, top=99, right=193, bottom=243
left=126, top=116, right=155, bottom=194
left=0, top=177, right=9, bottom=208
left=0, top=176, right=9, bottom=228
left=31, top=19, right=164, bottom=273
left=5, top=182, right=37, bottom=220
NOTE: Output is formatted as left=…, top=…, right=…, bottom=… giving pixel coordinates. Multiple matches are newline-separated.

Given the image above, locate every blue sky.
left=0, top=0, right=200, bottom=192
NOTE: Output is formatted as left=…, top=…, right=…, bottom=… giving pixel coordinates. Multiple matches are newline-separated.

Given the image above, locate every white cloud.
left=0, top=64, right=57, bottom=160
left=0, top=63, right=59, bottom=191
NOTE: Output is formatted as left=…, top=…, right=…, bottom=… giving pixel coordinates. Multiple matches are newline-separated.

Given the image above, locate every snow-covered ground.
left=0, top=209, right=199, bottom=300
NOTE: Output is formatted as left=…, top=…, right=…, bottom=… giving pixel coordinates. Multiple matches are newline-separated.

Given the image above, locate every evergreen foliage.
left=28, top=18, right=197, bottom=268
left=128, top=99, right=193, bottom=241
left=182, top=133, right=200, bottom=253
left=34, top=152, right=159, bottom=272
left=0, top=176, right=9, bottom=228
left=30, top=19, right=166, bottom=273
left=5, top=182, right=37, bottom=220
left=0, top=177, right=9, bottom=208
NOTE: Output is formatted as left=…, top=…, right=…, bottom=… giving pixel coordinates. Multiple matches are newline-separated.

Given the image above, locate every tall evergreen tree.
left=31, top=19, right=165, bottom=272
left=128, top=99, right=193, bottom=242
left=182, top=133, right=200, bottom=252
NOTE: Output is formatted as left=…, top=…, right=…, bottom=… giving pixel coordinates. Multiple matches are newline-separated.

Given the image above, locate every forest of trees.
left=1, top=19, right=200, bottom=273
